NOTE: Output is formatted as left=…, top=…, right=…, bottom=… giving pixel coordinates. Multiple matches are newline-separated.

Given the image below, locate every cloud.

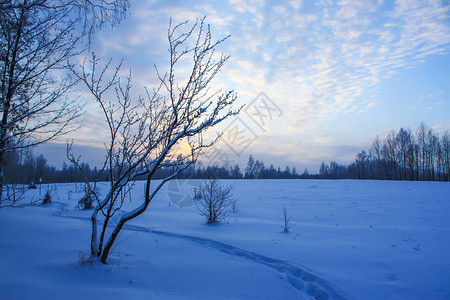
left=67, top=0, right=450, bottom=167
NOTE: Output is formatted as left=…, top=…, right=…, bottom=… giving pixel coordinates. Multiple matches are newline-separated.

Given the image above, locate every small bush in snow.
left=42, top=189, right=52, bottom=205
left=78, top=252, right=94, bottom=266
left=281, top=204, right=291, bottom=232
left=193, top=179, right=235, bottom=224
left=231, top=198, right=238, bottom=212
left=77, top=189, right=95, bottom=209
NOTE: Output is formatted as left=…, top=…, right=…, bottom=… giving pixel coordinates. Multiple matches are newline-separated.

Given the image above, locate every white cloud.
left=68, top=0, right=450, bottom=167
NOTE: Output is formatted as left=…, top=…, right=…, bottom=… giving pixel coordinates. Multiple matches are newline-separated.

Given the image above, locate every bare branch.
left=70, top=17, right=241, bottom=263
left=0, top=0, right=130, bottom=202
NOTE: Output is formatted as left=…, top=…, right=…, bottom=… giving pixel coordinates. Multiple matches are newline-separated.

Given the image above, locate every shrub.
left=193, top=179, right=235, bottom=224
left=77, top=189, right=95, bottom=209
left=78, top=252, right=94, bottom=266
left=281, top=204, right=291, bottom=232
left=42, top=189, right=52, bottom=205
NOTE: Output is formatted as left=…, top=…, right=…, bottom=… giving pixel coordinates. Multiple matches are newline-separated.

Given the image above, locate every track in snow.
left=53, top=202, right=346, bottom=300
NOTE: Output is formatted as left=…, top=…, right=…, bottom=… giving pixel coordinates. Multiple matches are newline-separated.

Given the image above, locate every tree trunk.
left=101, top=218, right=126, bottom=263
left=0, top=159, right=4, bottom=204
left=90, top=209, right=99, bottom=256
left=100, top=176, right=152, bottom=263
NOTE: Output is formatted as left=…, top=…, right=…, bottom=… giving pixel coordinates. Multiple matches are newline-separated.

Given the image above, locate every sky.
left=39, top=0, right=450, bottom=172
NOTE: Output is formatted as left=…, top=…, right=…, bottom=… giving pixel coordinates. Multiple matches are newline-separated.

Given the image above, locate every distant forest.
left=346, top=122, right=449, bottom=181
left=4, top=122, right=450, bottom=184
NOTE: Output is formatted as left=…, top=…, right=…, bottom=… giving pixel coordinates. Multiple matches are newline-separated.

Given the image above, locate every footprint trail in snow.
left=52, top=202, right=346, bottom=300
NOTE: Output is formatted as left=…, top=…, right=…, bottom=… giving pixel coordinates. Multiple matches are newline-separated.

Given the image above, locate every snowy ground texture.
left=1, top=179, right=449, bottom=299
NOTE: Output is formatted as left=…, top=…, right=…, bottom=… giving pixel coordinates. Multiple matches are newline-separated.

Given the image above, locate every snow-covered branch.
left=69, top=17, right=240, bottom=263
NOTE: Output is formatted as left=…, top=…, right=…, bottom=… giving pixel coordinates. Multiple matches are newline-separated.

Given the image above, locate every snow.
left=1, top=179, right=449, bottom=299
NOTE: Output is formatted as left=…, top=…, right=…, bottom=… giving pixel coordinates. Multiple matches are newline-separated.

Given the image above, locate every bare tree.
left=369, top=135, right=382, bottom=179
left=355, top=150, right=368, bottom=179
left=442, top=132, right=450, bottom=181
left=435, top=135, right=443, bottom=181
left=69, top=17, right=240, bottom=263
left=193, top=178, right=235, bottom=224
left=382, top=131, right=398, bottom=180
left=408, top=135, right=418, bottom=181
left=0, top=0, right=129, bottom=202
left=281, top=204, right=291, bottom=232
left=319, top=161, right=329, bottom=178
left=416, top=122, right=429, bottom=180
left=427, top=130, right=440, bottom=181
left=396, top=128, right=411, bottom=180
left=244, top=154, right=256, bottom=178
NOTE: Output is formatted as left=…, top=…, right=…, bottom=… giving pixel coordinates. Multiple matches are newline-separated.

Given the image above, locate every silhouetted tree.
left=68, top=17, right=240, bottom=263
left=244, top=155, right=256, bottom=179
left=0, top=0, right=129, bottom=202
left=442, top=132, right=450, bottom=181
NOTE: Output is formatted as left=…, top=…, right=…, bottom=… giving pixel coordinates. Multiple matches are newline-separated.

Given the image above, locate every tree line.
left=4, top=149, right=306, bottom=184
left=317, top=122, right=450, bottom=181
left=349, top=122, right=449, bottom=181
left=5, top=122, right=449, bottom=184
left=4, top=147, right=101, bottom=184
left=242, top=122, right=450, bottom=182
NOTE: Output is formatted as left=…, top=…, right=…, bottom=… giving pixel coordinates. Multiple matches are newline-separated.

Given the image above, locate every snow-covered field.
left=1, top=179, right=449, bottom=299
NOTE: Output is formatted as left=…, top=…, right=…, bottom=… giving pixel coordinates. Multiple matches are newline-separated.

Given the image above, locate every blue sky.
left=40, top=0, right=450, bottom=171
